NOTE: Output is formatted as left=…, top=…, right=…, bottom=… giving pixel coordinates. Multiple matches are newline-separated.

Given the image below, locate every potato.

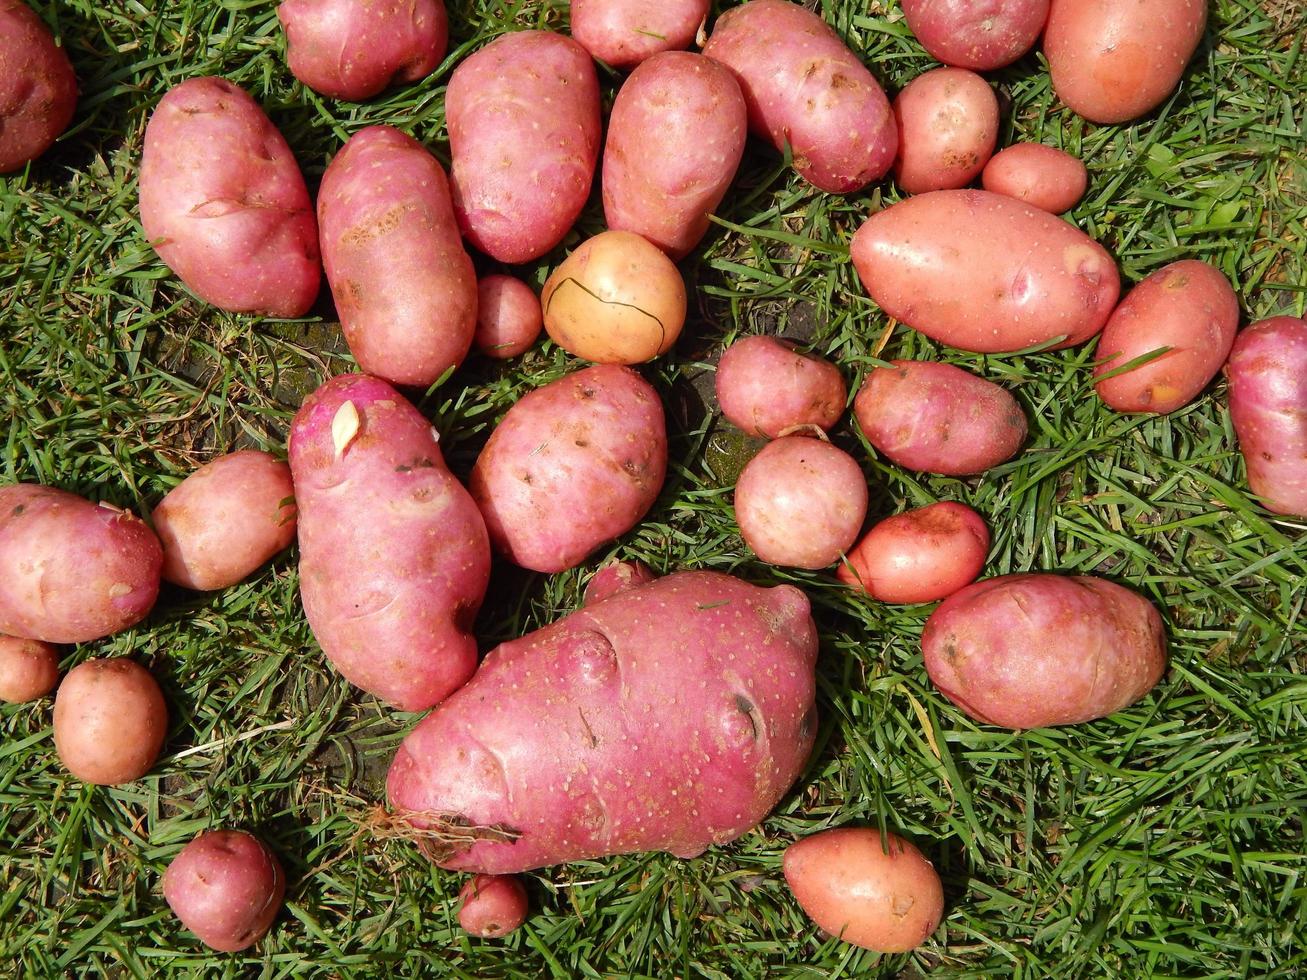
left=52, top=658, right=167, bottom=785
left=387, top=569, right=818, bottom=873
left=448, top=31, right=600, bottom=263
left=893, top=67, right=998, bottom=194
left=715, top=336, right=846, bottom=438
left=542, top=231, right=686, bottom=364
left=584, top=559, right=656, bottom=605
left=458, top=875, right=529, bottom=938
left=838, top=502, right=989, bottom=604
left=603, top=52, right=747, bottom=260
left=1045, top=0, right=1207, bottom=124
left=734, top=437, right=868, bottom=570
left=152, top=451, right=295, bottom=591
left=0, top=485, right=162, bottom=644
left=571, top=0, right=708, bottom=69
left=702, top=0, right=897, bottom=193
left=278, top=0, right=447, bottom=101
left=851, top=190, right=1120, bottom=353
left=783, top=828, right=944, bottom=953
left=922, top=574, right=1167, bottom=728
left=474, top=275, right=542, bottom=360
left=1093, top=260, right=1240, bottom=414
left=0, top=635, right=59, bottom=703
left=0, top=0, right=77, bottom=173
left=1226, top=316, right=1307, bottom=517
left=470, top=365, right=667, bottom=573
left=139, top=77, right=320, bottom=317
left=981, top=143, right=1087, bottom=214
left=290, top=374, right=490, bottom=711
left=318, top=125, right=476, bottom=386
left=162, top=830, right=285, bottom=952
left=853, top=361, right=1026, bottom=475
left=901, top=0, right=1048, bottom=71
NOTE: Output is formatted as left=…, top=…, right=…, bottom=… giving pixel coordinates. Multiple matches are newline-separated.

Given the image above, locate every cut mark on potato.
left=332, top=401, right=362, bottom=459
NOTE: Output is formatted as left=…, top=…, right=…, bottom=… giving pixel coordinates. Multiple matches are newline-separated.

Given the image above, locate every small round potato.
left=901, top=0, right=1049, bottom=71
left=162, top=830, right=286, bottom=952
left=982, top=143, right=1088, bottom=214
left=458, top=874, right=529, bottom=938
left=474, top=275, right=543, bottom=360
left=0, top=635, right=60, bottom=703
left=52, top=658, right=167, bottom=785
left=893, top=67, right=998, bottom=194
left=715, top=337, right=846, bottom=438
left=0, top=0, right=78, bottom=173
left=838, top=502, right=989, bottom=604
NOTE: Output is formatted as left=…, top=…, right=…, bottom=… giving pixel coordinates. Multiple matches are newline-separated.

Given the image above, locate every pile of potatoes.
left=2, top=0, right=1304, bottom=960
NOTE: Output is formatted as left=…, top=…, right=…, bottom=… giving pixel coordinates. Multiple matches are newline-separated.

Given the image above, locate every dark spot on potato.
left=1261, top=451, right=1274, bottom=461
left=11, top=505, right=24, bottom=517
left=799, top=705, right=816, bottom=741
left=580, top=386, right=596, bottom=399
left=575, top=438, right=589, bottom=448
left=734, top=695, right=759, bottom=740
left=520, top=472, right=533, bottom=485
left=943, top=640, right=960, bottom=665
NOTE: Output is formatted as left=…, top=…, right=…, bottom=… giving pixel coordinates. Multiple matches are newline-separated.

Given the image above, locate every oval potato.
left=0, top=635, right=60, bottom=703
left=457, top=875, right=529, bottom=938
left=901, top=0, right=1049, bottom=71
left=893, top=67, right=998, bottom=194
left=474, top=275, right=542, bottom=360
left=570, top=0, right=708, bottom=69
left=982, top=143, right=1087, bottom=214
left=53, top=658, right=167, bottom=784
left=838, top=501, right=989, bottom=604
left=0, top=0, right=78, bottom=173
left=715, top=336, right=846, bottom=438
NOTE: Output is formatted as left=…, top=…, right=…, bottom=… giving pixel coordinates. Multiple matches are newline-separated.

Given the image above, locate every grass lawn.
left=2, top=0, right=1305, bottom=976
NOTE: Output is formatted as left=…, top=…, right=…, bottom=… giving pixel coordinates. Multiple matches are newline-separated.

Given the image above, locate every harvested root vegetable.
left=458, top=874, right=529, bottom=938
left=715, top=336, right=846, bottom=438
left=0, top=635, right=59, bottom=703
left=53, top=658, right=167, bottom=785
left=838, top=502, right=989, bottom=604
left=163, top=830, right=285, bottom=952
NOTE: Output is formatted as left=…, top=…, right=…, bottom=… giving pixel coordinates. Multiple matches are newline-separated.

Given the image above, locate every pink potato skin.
left=853, top=361, right=1027, bottom=476
left=474, top=275, right=542, bottom=360
left=584, top=559, right=656, bottom=605
left=278, top=0, right=447, bottom=102
left=469, top=365, right=667, bottom=574
left=571, top=0, right=709, bottom=69
left=901, top=0, right=1049, bottom=71
left=982, top=144, right=1087, bottom=214
left=1045, top=0, right=1207, bottom=124
left=139, top=77, right=320, bottom=317
left=838, top=502, right=989, bottom=604
left=447, top=32, right=600, bottom=264
left=715, top=336, right=847, bottom=438
left=0, top=0, right=77, bottom=173
left=703, top=0, right=897, bottom=194
left=162, top=830, right=285, bottom=953
left=922, top=574, right=1167, bottom=729
left=290, top=374, right=490, bottom=711
left=386, top=570, right=819, bottom=874
left=457, top=875, right=529, bottom=938
left=1093, top=260, right=1240, bottom=414
left=0, top=485, right=161, bottom=644
left=603, top=52, right=747, bottom=260
left=318, top=125, right=477, bottom=386
left=152, top=450, right=296, bottom=591
left=893, top=67, right=998, bottom=194
left=851, top=190, right=1120, bottom=353
left=1226, top=317, right=1307, bottom=517
left=0, top=635, right=59, bottom=703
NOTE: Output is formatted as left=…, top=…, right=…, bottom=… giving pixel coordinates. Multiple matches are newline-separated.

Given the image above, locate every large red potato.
left=0, top=485, right=162, bottom=644
left=470, top=365, right=667, bottom=573
left=290, top=374, right=490, bottom=711
left=139, top=77, right=320, bottom=317
left=318, top=125, right=477, bottom=387
left=703, top=0, right=897, bottom=193
left=0, top=636, right=59, bottom=703
left=447, top=32, right=600, bottom=264
left=163, top=830, right=285, bottom=952
left=0, top=0, right=77, bottom=173
left=53, top=658, right=167, bottom=785
left=901, top=0, right=1049, bottom=71
left=1226, top=317, right=1307, bottom=517
left=387, top=569, right=818, bottom=873
left=571, top=0, right=708, bottom=69
left=715, top=336, right=846, bottom=438
left=838, top=502, right=989, bottom=604
left=893, top=67, right=998, bottom=194
left=1093, top=260, right=1240, bottom=414
left=922, top=574, right=1167, bottom=729
left=982, top=143, right=1088, bottom=214
left=1045, top=0, right=1207, bottom=124
left=851, top=190, right=1120, bottom=353
left=474, top=275, right=542, bottom=360
left=278, top=0, right=447, bottom=101
left=458, top=875, right=529, bottom=938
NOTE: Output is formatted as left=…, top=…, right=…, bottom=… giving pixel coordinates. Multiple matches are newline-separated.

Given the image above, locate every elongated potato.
left=319, top=125, right=477, bottom=386
left=0, top=0, right=77, bottom=173
left=571, top=0, right=709, bottom=69
left=893, top=67, right=998, bottom=194
left=851, top=190, right=1119, bottom=353
left=715, top=336, right=846, bottom=438
left=902, top=0, right=1048, bottom=72
left=838, top=501, right=989, bottom=604
left=982, top=143, right=1087, bottom=214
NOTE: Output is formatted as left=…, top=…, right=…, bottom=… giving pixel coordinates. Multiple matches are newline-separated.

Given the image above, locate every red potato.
left=901, top=0, right=1049, bottom=71
left=838, top=502, right=989, bottom=604
left=0, top=485, right=161, bottom=644
left=982, top=143, right=1087, bottom=214
left=152, top=450, right=296, bottom=591
left=784, top=828, right=944, bottom=953
left=0, top=0, right=77, bottom=173
left=387, top=569, right=818, bottom=873
left=584, top=559, right=656, bottom=605
left=0, top=636, right=59, bottom=703
left=52, top=658, right=167, bottom=784
left=715, top=336, right=846, bottom=438
left=702, top=0, right=897, bottom=193
left=922, top=574, right=1167, bottom=729
left=734, top=437, right=868, bottom=570
left=470, top=365, right=667, bottom=574
left=139, top=77, right=320, bottom=318
left=1045, top=0, right=1207, bottom=124
left=1093, top=260, right=1240, bottom=414
left=318, top=125, right=477, bottom=387
left=853, top=361, right=1026, bottom=476
left=162, top=830, right=285, bottom=953
left=278, top=0, right=447, bottom=101
left=474, top=275, right=542, bottom=360
left=851, top=190, right=1120, bottom=353
left=1227, top=317, right=1307, bottom=517
left=893, top=67, right=998, bottom=194
left=458, top=875, right=529, bottom=938
left=603, top=52, right=747, bottom=260
left=447, top=32, right=600, bottom=264
left=290, top=374, right=490, bottom=711
left=571, top=0, right=709, bottom=69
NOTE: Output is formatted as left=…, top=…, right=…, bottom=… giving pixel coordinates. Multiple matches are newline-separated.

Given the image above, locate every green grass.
left=2, top=0, right=1305, bottom=976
